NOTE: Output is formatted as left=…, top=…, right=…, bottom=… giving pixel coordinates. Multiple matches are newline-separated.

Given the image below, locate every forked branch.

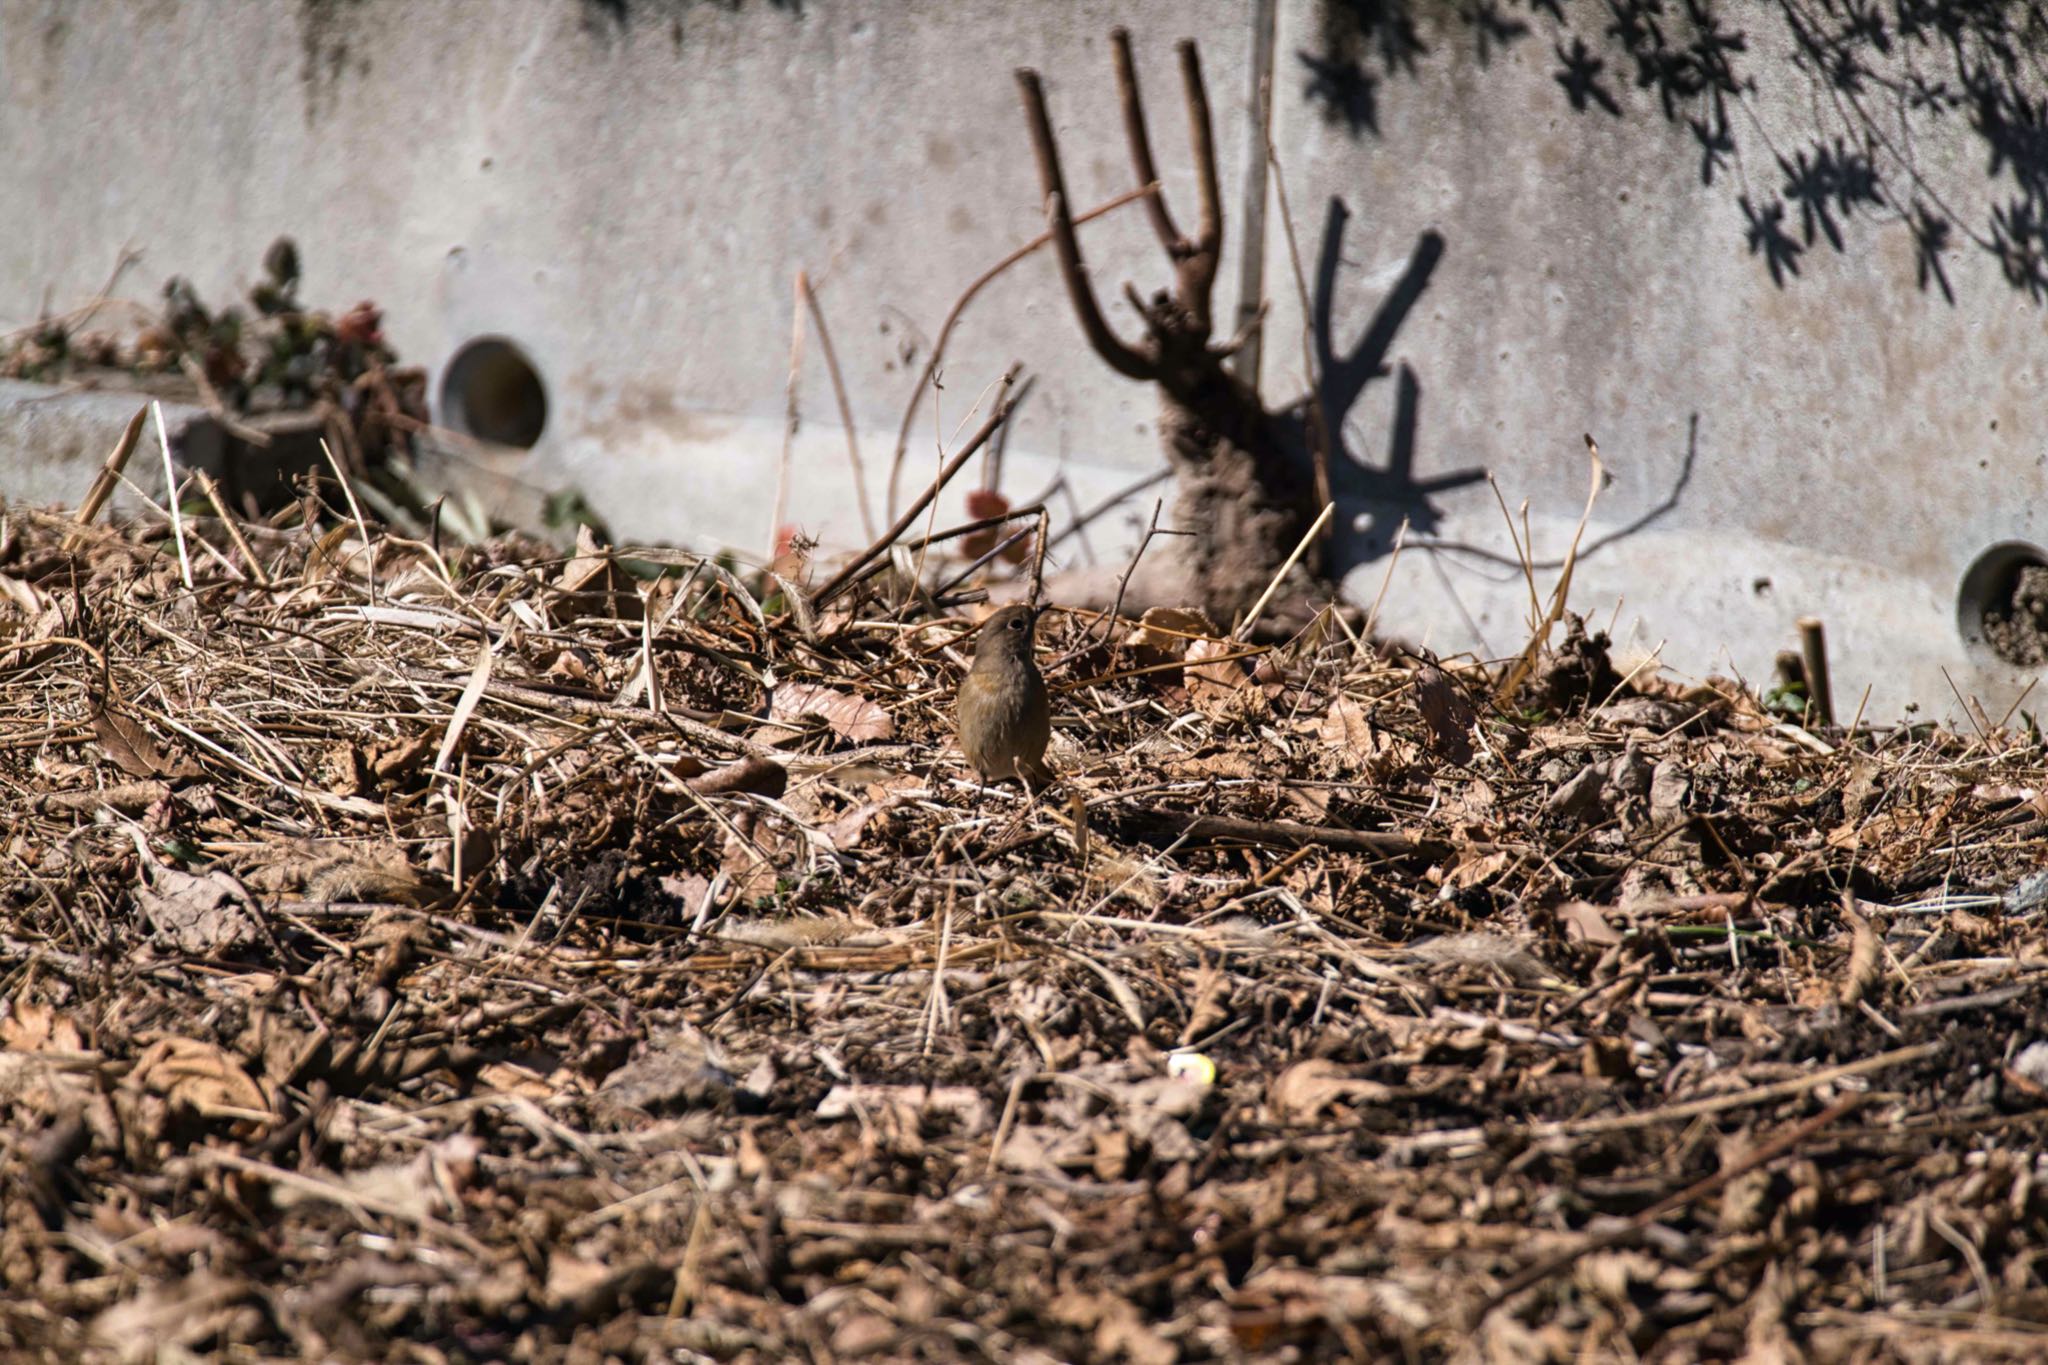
left=1175, top=38, right=1223, bottom=329
left=1021, top=32, right=1226, bottom=363
left=1110, top=28, right=1183, bottom=255
left=1015, top=69, right=1157, bottom=381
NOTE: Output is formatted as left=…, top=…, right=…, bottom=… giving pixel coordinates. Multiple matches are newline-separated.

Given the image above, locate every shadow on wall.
left=1283, top=198, right=1487, bottom=576
left=1302, top=0, right=2048, bottom=303
left=1283, top=192, right=1704, bottom=577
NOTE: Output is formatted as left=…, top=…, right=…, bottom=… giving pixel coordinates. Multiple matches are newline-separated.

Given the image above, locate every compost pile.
left=4, top=496, right=2048, bottom=1364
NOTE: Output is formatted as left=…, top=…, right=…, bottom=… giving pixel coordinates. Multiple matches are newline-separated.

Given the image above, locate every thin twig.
left=67, top=404, right=149, bottom=547
left=885, top=185, right=1156, bottom=519
left=799, top=271, right=877, bottom=543
left=769, top=271, right=808, bottom=562
left=817, top=372, right=1020, bottom=609
left=153, top=401, right=192, bottom=591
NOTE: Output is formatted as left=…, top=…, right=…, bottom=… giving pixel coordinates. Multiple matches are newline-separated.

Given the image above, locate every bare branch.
left=1015, top=68, right=1157, bottom=382
left=1176, top=39, right=1224, bottom=327
left=1110, top=28, right=1183, bottom=255
left=883, top=184, right=1156, bottom=521
left=816, top=372, right=1022, bottom=609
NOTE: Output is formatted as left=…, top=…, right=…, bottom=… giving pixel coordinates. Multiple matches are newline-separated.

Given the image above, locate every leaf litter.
left=2, top=494, right=2048, bottom=1362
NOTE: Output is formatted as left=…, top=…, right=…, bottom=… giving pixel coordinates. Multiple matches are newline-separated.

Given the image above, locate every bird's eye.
left=1009, top=616, right=1026, bottom=630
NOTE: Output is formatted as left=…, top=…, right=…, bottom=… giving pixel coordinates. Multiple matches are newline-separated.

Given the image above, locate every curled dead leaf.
left=136, top=865, right=262, bottom=955
left=1124, top=606, right=1217, bottom=671
left=129, top=1036, right=271, bottom=1119
left=1187, top=638, right=1260, bottom=721
left=1412, top=666, right=1477, bottom=764
left=1269, top=1058, right=1394, bottom=1124
left=770, top=682, right=894, bottom=744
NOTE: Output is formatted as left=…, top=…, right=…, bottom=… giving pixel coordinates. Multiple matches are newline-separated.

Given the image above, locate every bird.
left=956, top=604, right=1053, bottom=788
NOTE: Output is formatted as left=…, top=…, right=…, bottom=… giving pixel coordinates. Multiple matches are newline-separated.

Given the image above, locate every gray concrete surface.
left=2, top=0, right=2043, bottom=721
left=0, top=380, right=204, bottom=513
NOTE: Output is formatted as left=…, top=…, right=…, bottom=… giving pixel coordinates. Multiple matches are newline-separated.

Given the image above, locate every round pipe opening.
left=1957, top=541, right=2048, bottom=666
left=440, top=337, right=547, bottom=449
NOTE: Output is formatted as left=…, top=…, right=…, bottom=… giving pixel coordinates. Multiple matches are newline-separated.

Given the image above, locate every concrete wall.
left=3, top=0, right=2045, bottom=721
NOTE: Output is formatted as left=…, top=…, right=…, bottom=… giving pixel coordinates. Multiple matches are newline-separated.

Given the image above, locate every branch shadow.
left=1282, top=197, right=1488, bottom=574
left=1278, top=197, right=1703, bottom=577
left=1299, top=0, right=2048, bottom=304
left=1417, top=413, right=1702, bottom=570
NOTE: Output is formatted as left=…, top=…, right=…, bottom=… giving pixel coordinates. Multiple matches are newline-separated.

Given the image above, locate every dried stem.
left=1175, top=38, right=1223, bottom=325
left=67, top=404, right=149, bottom=547
left=798, top=272, right=876, bottom=542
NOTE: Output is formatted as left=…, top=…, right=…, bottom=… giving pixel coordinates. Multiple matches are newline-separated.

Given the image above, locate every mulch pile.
left=4, top=492, right=2048, bottom=1363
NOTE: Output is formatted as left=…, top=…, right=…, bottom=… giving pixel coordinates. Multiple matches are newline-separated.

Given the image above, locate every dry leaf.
left=129, top=1036, right=271, bottom=1118
left=1186, top=638, right=1252, bottom=720
left=1558, top=900, right=1624, bottom=947
left=1412, top=665, right=1476, bottom=764
left=1124, top=606, right=1216, bottom=668
left=821, top=794, right=908, bottom=851
left=90, top=1272, right=253, bottom=1362
left=93, top=705, right=173, bottom=778
left=1269, top=1058, right=1394, bottom=1124
left=1318, top=693, right=1375, bottom=758
left=1442, top=848, right=1509, bottom=891
left=477, top=1061, right=556, bottom=1102
left=368, top=732, right=433, bottom=780
left=1, top=1000, right=85, bottom=1054
left=136, top=865, right=262, bottom=955
left=771, top=682, right=893, bottom=743
left=556, top=523, right=642, bottom=621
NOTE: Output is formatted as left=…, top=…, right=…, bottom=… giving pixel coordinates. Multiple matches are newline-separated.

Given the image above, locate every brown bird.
left=956, top=604, right=1053, bottom=787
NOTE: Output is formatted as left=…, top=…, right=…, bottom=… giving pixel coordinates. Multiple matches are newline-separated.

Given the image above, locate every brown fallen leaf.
left=1318, top=692, right=1374, bottom=757
left=1558, top=900, right=1625, bottom=947
left=556, top=522, right=642, bottom=621
left=821, top=793, right=910, bottom=850
left=1268, top=1058, right=1395, bottom=1124
left=129, top=1036, right=271, bottom=1119
left=1412, top=665, right=1477, bottom=764
left=1124, top=606, right=1217, bottom=671
left=90, top=1271, right=255, bottom=1363
left=136, top=865, right=263, bottom=955
left=1187, top=638, right=1261, bottom=721
left=92, top=703, right=173, bottom=779
left=770, top=681, right=894, bottom=743
left=368, top=732, right=433, bottom=780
